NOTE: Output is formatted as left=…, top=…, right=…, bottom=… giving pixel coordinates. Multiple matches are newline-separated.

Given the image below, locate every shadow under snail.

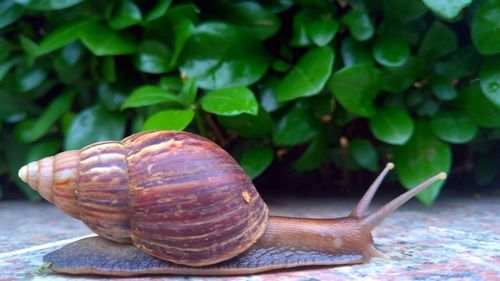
left=18, top=130, right=446, bottom=276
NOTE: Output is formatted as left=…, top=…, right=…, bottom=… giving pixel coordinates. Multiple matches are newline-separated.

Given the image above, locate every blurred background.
left=0, top=0, right=499, bottom=204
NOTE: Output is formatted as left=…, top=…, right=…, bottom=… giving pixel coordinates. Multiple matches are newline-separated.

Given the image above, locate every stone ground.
left=0, top=195, right=499, bottom=281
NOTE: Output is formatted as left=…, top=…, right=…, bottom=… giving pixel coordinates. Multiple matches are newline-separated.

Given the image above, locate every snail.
left=18, top=130, right=446, bottom=276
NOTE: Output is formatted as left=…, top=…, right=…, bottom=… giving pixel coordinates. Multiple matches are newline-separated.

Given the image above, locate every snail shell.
left=18, top=131, right=269, bottom=267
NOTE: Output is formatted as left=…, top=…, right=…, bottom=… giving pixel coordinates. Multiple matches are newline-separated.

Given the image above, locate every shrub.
left=1, top=0, right=499, bottom=204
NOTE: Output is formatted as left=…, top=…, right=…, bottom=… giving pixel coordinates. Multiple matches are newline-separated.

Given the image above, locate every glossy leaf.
left=144, top=0, right=172, bottom=22
left=15, top=91, right=74, bottom=143
left=419, top=22, right=457, bottom=62
left=460, top=82, right=500, bottom=128
left=135, top=40, right=173, bottom=74
left=350, top=138, right=378, bottom=172
left=430, top=76, right=457, bottom=101
left=431, top=110, right=477, bottom=143
left=306, top=16, right=339, bottom=47
left=276, top=47, right=334, bottom=102
left=121, top=85, right=181, bottom=109
left=434, top=46, right=481, bottom=79
left=179, top=77, right=197, bottom=107
left=141, top=109, right=194, bottom=131
left=471, top=0, right=500, bottom=55
left=65, top=105, right=126, bottom=150
left=240, top=147, right=274, bottom=179
left=218, top=107, right=272, bottom=138
left=479, top=55, right=500, bottom=107
left=294, top=135, right=327, bottom=171
left=179, top=22, right=270, bottom=90
left=215, top=2, right=281, bottom=40
left=291, top=9, right=315, bottom=46
left=79, top=22, right=136, bottom=56
left=170, top=20, right=194, bottom=67
left=393, top=121, right=451, bottom=205
left=422, top=0, right=472, bottom=19
left=370, top=108, right=414, bottom=145
left=109, top=0, right=142, bottom=30
left=340, top=37, right=373, bottom=67
left=0, top=1, right=24, bottom=29
left=14, top=65, right=48, bottom=92
left=14, top=0, right=82, bottom=10
left=273, top=108, right=318, bottom=145
left=341, top=10, right=374, bottom=41
left=383, top=0, right=428, bottom=23
left=373, top=36, right=410, bottom=67
left=328, top=64, right=382, bottom=117
left=201, top=87, right=258, bottom=116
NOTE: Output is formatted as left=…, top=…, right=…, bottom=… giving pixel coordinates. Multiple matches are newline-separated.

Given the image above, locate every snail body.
left=18, top=130, right=446, bottom=276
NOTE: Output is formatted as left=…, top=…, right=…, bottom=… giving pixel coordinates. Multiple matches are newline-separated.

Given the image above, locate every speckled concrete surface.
left=0, top=196, right=499, bottom=281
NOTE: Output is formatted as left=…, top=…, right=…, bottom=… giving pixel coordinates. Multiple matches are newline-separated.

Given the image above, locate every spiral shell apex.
left=18, top=131, right=270, bottom=267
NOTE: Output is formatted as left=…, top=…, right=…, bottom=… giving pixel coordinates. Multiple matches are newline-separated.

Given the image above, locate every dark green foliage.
left=1, top=0, right=499, bottom=204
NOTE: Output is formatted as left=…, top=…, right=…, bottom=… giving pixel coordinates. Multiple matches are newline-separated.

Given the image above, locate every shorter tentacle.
left=350, top=162, right=394, bottom=217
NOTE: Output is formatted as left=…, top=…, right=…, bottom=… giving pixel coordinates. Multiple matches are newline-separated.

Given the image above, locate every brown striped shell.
left=18, top=131, right=269, bottom=267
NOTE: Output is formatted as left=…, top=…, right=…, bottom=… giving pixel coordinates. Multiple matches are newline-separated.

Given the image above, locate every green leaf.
left=291, top=9, right=314, bottom=46
left=101, top=56, right=116, bottom=82
left=109, top=0, right=142, bottom=30
left=218, top=107, right=272, bottom=138
left=134, top=40, right=173, bottom=74
left=294, top=135, right=327, bottom=171
left=240, top=147, right=274, bottom=179
left=19, top=35, right=38, bottom=65
left=370, top=108, right=414, bottom=145
left=15, top=91, right=74, bottom=143
left=393, top=120, right=451, bottom=205
left=179, top=22, right=270, bottom=90
left=201, top=87, right=258, bottom=116
left=121, top=85, right=182, bottom=109
left=179, top=77, right=197, bottom=107
left=479, top=55, right=500, bottom=107
left=460, top=82, right=500, bottom=128
left=276, top=47, right=334, bottom=102
left=373, top=36, right=410, bottom=67
left=471, top=0, right=500, bottom=55
left=273, top=108, right=318, bottom=145
left=14, top=0, right=82, bottom=10
left=170, top=20, right=194, bottom=67
left=383, top=0, right=428, bottom=23
left=430, top=76, right=457, bottom=101
left=434, top=46, right=481, bottom=79
left=382, top=57, right=421, bottom=93
left=340, top=37, right=373, bottom=67
left=350, top=138, right=378, bottom=172
left=215, top=1, right=281, bottom=40
left=65, top=105, right=126, bottom=150
left=97, top=82, right=125, bottom=111
left=341, top=10, right=374, bottom=41
left=306, top=16, right=339, bottom=47
left=0, top=1, right=24, bottom=29
left=419, top=22, right=457, bottom=62
left=145, top=0, right=172, bottom=22
left=141, top=109, right=194, bottom=131
left=14, top=65, right=48, bottom=92
left=422, top=0, right=472, bottom=19
left=328, top=64, right=382, bottom=117
left=79, top=22, right=136, bottom=56
left=431, top=110, right=477, bottom=143
left=0, top=57, right=20, bottom=82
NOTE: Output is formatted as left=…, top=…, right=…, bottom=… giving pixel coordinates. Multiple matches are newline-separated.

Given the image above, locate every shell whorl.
left=18, top=130, right=269, bottom=267
left=19, top=150, right=80, bottom=218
